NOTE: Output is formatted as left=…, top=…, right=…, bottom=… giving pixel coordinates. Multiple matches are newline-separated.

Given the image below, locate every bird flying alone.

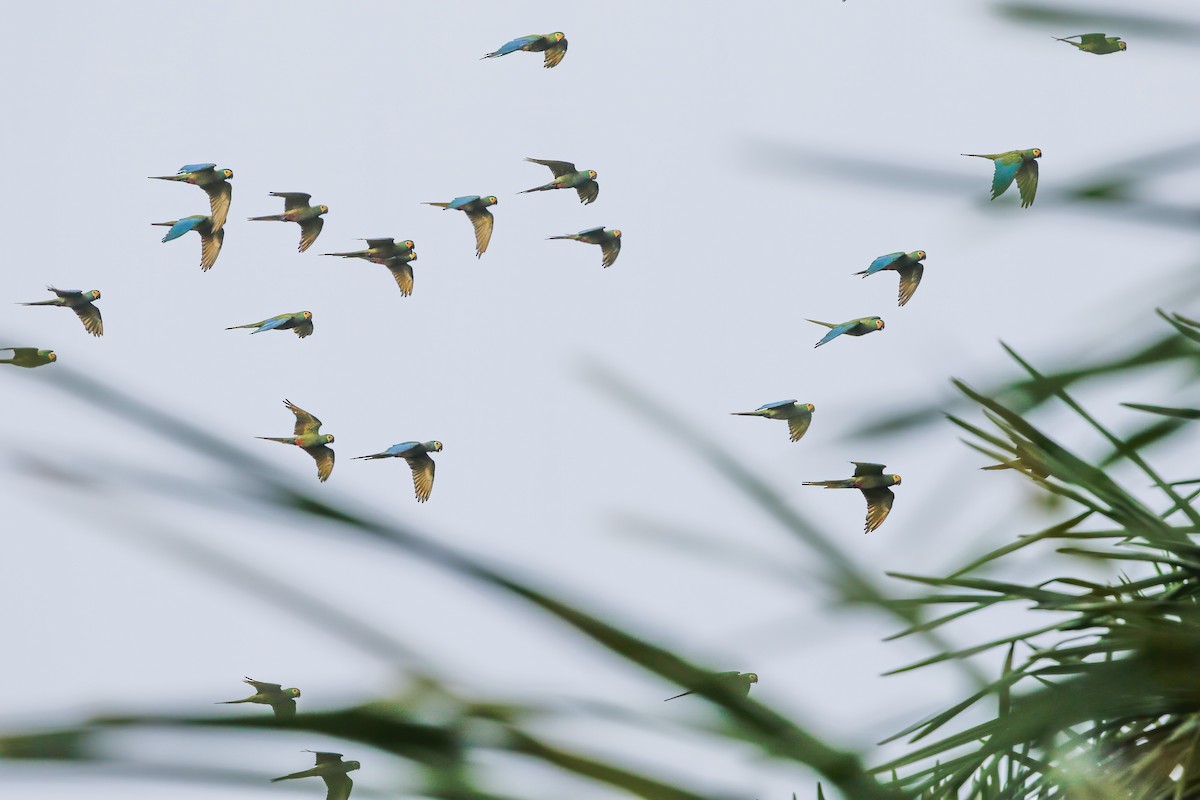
left=424, top=197, right=497, bottom=258
left=148, top=163, right=233, bottom=232
left=807, top=316, right=884, bottom=348
left=1054, top=33, right=1126, bottom=54
left=218, top=677, right=301, bottom=718
left=271, top=751, right=360, bottom=800
left=856, top=251, right=927, bottom=307
left=520, top=158, right=599, bottom=204
left=226, top=311, right=314, bottom=338
left=482, top=32, right=568, bottom=68
left=665, top=671, right=758, bottom=702
left=0, top=347, right=56, bottom=368
left=803, top=462, right=901, bottom=533
left=355, top=441, right=442, bottom=503
left=248, top=192, right=329, bottom=253
left=548, top=227, right=622, bottom=268
left=18, top=287, right=103, bottom=336
left=257, top=399, right=336, bottom=482
left=731, top=400, right=815, bottom=443
left=153, top=215, right=224, bottom=271
left=962, top=149, right=1042, bottom=208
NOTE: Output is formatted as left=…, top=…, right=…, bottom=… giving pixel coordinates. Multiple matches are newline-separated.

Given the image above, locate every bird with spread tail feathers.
left=18, top=287, right=103, bottom=336
left=218, top=677, right=301, bottom=718
left=856, top=251, right=928, bottom=307
left=803, top=462, right=902, bottom=533
left=482, top=32, right=568, bottom=68
left=248, top=192, right=329, bottom=253
left=961, top=149, right=1042, bottom=208
left=355, top=441, right=443, bottom=503
left=257, top=400, right=336, bottom=482
left=665, top=671, right=758, bottom=701
left=152, top=215, right=224, bottom=271
left=424, top=197, right=497, bottom=258
left=548, top=227, right=622, bottom=268
left=226, top=312, right=314, bottom=338
left=731, top=401, right=815, bottom=443
left=1054, top=33, right=1126, bottom=54
left=520, top=158, right=599, bottom=204
left=271, top=751, right=360, bottom=800
left=807, top=316, right=884, bottom=348
left=0, top=348, right=56, bottom=368
left=148, top=163, right=234, bottom=232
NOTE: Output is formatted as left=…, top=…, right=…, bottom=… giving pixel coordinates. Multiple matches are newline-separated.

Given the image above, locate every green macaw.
left=226, top=311, right=314, bottom=338
left=152, top=215, right=225, bottom=271
left=1054, top=33, right=1126, bottom=54
left=803, top=462, right=901, bottom=533
left=354, top=440, right=443, bottom=503
left=961, top=149, right=1042, bottom=208
left=19, top=287, right=103, bottom=336
left=257, top=399, right=335, bottom=482
left=547, top=227, right=622, bottom=268
left=855, top=251, right=927, bottom=307
left=731, top=400, right=815, bottom=442
left=218, top=677, right=301, bottom=718
left=482, top=32, right=568, bottom=68
left=148, top=163, right=234, bottom=232
left=271, top=751, right=360, bottom=800
left=665, top=671, right=758, bottom=701
left=424, top=197, right=498, bottom=258
left=323, top=238, right=415, bottom=263
left=520, top=158, right=599, bottom=204
left=249, top=192, right=329, bottom=253
left=807, top=316, right=884, bottom=348
left=0, top=347, right=56, bottom=368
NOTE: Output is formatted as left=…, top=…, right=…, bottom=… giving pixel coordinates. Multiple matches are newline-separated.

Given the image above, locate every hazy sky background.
left=4, top=1, right=1200, bottom=798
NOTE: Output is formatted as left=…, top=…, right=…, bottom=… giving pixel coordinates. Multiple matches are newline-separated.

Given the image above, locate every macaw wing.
left=73, top=302, right=104, bottom=336
left=204, top=180, right=233, bottom=232
left=269, top=697, right=298, bottom=718
left=867, top=252, right=905, bottom=274
left=575, top=180, right=599, bottom=205
left=271, top=191, right=312, bottom=211
left=199, top=227, right=224, bottom=271
left=896, top=263, right=924, bottom=307
left=285, top=400, right=324, bottom=435
left=294, top=318, right=314, bottom=338
left=307, top=444, right=335, bottom=482
left=851, top=462, right=887, bottom=477
left=489, top=35, right=542, bottom=57
left=466, top=209, right=494, bottom=257
left=323, top=773, right=353, bottom=800
left=543, top=39, right=568, bottom=68
left=405, top=452, right=436, bottom=503
left=526, top=158, right=577, bottom=178
left=1077, top=33, right=1107, bottom=45
left=787, top=413, right=812, bottom=443
left=245, top=678, right=284, bottom=693
left=814, top=323, right=854, bottom=347
left=310, top=751, right=345, bottom=765
left=989, top=157, right=1022, bottom=200
left=1015, top=159, right=1039, bottom=208
left=447, top=195, right=481, bottom=210
left=298, top=218, right=324, bottom=253
left=257, top=315, right=292, bottom=332
left=179, top=163, right=217, bottom=173
left=599, top=236, right=621, bottom=268
left=861, top=486, right=895, bottom=533
left=388, top=260, right=414, bottom=297
left=163, top=216, right=207, bottom=241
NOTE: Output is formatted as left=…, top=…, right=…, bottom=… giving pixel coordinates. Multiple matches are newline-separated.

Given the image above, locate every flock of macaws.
left=4, top=25, right=1128, bottom=799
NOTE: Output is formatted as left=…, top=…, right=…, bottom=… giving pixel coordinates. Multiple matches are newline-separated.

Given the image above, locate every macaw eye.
left=1033, top=149, right=1041, bottom=156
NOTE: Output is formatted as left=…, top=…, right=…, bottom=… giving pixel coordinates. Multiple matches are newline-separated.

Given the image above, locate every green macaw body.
left=482, top=32, right=568, bottom=68
left=665, top=671, right=758, bottom=701
left=856, top=251, right=927, bottom=307
left=1054, top=33, right=1126, bottom=54
left=520, top=158, right=599, bottom=204
left=148, top=164, right=234, bottom=232
left=424, top=197, right=498, bottom=258
left=257, top=399, right=335, bottom=482
left=226, top=311, right=314, bottom=338
left=218, top=677, right=301, bottom=718
left=19, top=287, right=103, bottom=336
left=323, top=238, right=416, bottom=264
left=803, top=462, right=901, bottom=533
left=961, top=149, right=1042, bottom=208
left=807, top=316, right=885, bottom=348
left=0, top=347, right=56, bottom=368
left=249, top=192, right=329, bottom=253
left=548, top=226, right=622, bottom=267
left=732, top=400, right=815, bottom=442
left=271, top=751, right=360, bottom=800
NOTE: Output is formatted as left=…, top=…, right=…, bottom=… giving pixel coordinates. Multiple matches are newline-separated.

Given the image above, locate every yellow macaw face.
left=431, top=441, right=444, bottom=451
left=1031, top=149, right=1042, bottom=158
left=805, top=403, right=815, bottom=412
left=891, top=475, right=902, bottom=484
left=486, top=196, right=498, bottom=204
left=588, top=170, right=597, bottom=178
left=324, top=434, right=335, bottom=443
left=319, top=205, right=329, bottom=213
left=47, top=352, right=57, bottom=362
left=746, top=673, right=759, bottom=684
left=553, top=32, right=565, bottom=41
left=289, top=688, right=302, bottom=697
left=612, top=229, right=622, bottom=237
left=915, top=251, right=926, bottom=260
left=90, top=290, right=102, bottom=300
left=222, top=169, right=234, bottom=179
left=1118, top=41, right=1127, bottom=50
left=874, top=319, right=885, bottom=330
left=302, top=311, right=312, bottom=320
left=404, top=240, right=415, bottom=249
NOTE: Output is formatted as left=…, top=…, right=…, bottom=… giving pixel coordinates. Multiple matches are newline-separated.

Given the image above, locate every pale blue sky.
left=4, top=1, right=1200, bottom=798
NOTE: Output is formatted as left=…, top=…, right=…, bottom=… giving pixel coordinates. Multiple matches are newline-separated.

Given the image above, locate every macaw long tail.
left=802, top=480, right=854, bottom=488
left=519, top=185, right=552, bottom=194
left=730, top=411, right=766, bottom=417
left=546, top=235, right=577, bottom=240
left=248, top=214, right=284, bottom=221
left=423, top=202, right=450, bottom=208
left=256, top=437, right=296, bottom=445
left=352, top=453, right=389, bottom=460
left=19, top=300, right=60, bottom=306
left=147, top=175, right=187, bottom=181
left=225, top=323, right=258, bottom=330
left=805, top=319, right=835, bottom=328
